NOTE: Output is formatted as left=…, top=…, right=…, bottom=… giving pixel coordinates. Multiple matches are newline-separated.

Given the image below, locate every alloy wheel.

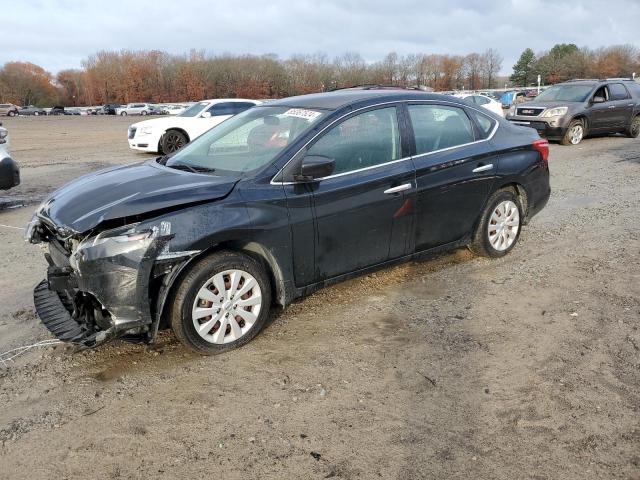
left=631, top=118, right=640, bottom=137
left=488, top=200, right=520, bottom=251
left=569, top=124, right=583, bottom=145
left=191, top=269, right=262, bottom=344
left=164, top=132, right=185, bottom=152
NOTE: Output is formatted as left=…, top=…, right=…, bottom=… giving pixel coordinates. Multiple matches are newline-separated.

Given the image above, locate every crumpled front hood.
left=40, top=160, right=238, bottom=234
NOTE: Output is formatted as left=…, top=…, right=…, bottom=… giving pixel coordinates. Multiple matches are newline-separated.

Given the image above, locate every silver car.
left=117, top=103, right=151, bottom=116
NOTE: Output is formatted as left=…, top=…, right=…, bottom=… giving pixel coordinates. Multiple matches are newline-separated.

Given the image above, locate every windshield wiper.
left=168, top=162, right=216, bottom=174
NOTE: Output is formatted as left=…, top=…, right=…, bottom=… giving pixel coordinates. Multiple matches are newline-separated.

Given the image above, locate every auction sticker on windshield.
left=283, top=108, right=322, bottom=121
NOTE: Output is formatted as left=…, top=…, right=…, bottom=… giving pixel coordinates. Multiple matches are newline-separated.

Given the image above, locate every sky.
left=1, top=0, right=638, bottom=75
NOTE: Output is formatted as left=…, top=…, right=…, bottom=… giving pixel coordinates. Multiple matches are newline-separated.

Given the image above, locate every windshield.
left=165, top=106, right=327, bottom=175
left=178, top=102, right=209, bottom=117
left=535, top=85, right=593, bottom=102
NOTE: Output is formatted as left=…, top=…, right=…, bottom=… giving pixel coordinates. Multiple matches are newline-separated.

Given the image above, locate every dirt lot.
left=0, top=116, right=638, bottom=479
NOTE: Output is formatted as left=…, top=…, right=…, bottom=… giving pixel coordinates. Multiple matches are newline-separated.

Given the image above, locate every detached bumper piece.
left=33, top=279, right=84, bottom=342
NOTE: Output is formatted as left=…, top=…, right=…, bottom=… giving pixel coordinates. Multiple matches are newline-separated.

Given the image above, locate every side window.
left=232, top=102, right=256, bottom=114
left=408, top=104, right=475, bottom=154
left=474, top=96, right=490, bottom=105
left=593, top=86, right=609, bottom=102
left=467, top=109, right=496, bottom=139
left=210, top=102, right=238, bottom=116
left=306, top=107, right=401, bottom=175
left=609, top=83, right=629, bottom=101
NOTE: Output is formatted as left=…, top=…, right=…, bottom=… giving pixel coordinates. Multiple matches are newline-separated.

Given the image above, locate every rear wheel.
left=626, top=115, right=640, bottom=138
left=8, top=111, right=15, bottom=117
left=469, top=189, right=523, bottom=258
left=162, top=130, right=188, bottom=153
left=170, top=251, right=271, bottom=355
left=141, top=110, right=148, bottom=116
left=561, top=119, right=584, bottom=145
left=120, top=111, right=127, bottom=116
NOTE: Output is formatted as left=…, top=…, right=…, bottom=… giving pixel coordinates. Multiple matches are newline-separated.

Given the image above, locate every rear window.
left=408, top=104, right=475, bottom=155
left=467, top=109, right=496, bottom=139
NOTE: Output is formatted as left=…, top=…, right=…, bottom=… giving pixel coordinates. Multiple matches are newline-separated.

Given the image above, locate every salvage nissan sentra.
left=26, top=87, right=550, bottom=354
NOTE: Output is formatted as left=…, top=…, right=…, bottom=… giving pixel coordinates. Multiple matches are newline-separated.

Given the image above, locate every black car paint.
left=29, top=91, right=550, bottom=347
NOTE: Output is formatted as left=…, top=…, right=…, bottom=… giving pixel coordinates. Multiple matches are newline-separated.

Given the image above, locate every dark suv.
left=26, top=89, right=550, bottom=354
left=506, top=78, right=640, bottom=145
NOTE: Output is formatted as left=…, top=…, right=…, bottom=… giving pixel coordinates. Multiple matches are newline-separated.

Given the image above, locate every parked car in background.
left=50, top=106, right=65, bottom=115
left=455, top=93, right=504, bottom=117
left=0, top=103, right=19, bottom=116
left=164, top=104, right=188, bottom=115
left=148, top=105, right=166, bottom=115
left=102, top=104, right=121, bottom=115
left=506, top=78, right=640, bottom=145
left=500, top=91, right=527, bottom=108
left=0, top=124, right=20, bottom=190
left=117, top=103, right=152, bottom=116
left=128, top=98, right=260, bottom=154
left=19, top=105, right=47, bottom=116
left=27, top=88, right=550, bottom=353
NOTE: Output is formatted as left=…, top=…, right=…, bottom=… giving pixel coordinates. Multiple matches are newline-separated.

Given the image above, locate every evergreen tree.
left=510, top=48, right=536, bottom=86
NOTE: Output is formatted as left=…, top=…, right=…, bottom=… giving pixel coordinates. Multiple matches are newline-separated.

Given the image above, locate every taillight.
left=532, top=139, right=549, bottom=162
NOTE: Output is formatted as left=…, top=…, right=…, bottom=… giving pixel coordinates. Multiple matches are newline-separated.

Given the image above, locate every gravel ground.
left=0, top=116, right=638, bottom=479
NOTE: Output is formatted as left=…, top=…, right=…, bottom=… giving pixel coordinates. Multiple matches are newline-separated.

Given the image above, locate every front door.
left=302, top=106, right=415, bottom=281
left=589, top=85, right=619, bottom=132
left=407, top=103, right=496, bottom=251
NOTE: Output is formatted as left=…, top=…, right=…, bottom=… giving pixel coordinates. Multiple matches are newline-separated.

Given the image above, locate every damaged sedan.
left=27, top=88, right=550, bottom=354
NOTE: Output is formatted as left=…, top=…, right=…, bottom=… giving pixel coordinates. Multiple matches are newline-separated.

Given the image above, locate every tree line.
left=0, top=44, right=637, bottom=107
left=510, top=44, right=639, bottom=86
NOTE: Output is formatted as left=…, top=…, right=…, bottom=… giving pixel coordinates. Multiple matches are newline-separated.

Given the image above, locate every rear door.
left=408, top=102, right=497, bottom=251
left=608, top=83, right=634, bottom=128
left=303, top=105, right=415, bottom=280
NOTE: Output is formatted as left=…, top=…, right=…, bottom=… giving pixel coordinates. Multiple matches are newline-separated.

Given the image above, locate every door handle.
left=384, top=183, right=412, bottom=194
left=472, top=164, right=494, bottom=173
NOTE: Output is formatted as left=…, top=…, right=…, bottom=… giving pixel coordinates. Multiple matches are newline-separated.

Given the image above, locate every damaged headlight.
left=90, top=224, right=153, bottom=247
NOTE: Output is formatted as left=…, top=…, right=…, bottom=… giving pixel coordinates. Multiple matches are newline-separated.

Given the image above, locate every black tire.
left=141, top=110, right=148, bottom=116
left=469, top=189, right=523, bottom=258
left=162, top=129, right=188, bottom=153
left=120, top=111, right=127, bottom=116
left=626, top=115, right=640, bottom=138
left=8, top=111, right=15, bottom=117
left=170, top=250, right=272, bottom=355
left=561, top=119, right=584, bottom=146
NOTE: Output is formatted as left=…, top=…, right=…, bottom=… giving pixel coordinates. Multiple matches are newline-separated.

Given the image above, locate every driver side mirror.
left=201, top=111, right=212, bottom=118
left=592, top=96, right=605, bottom=104
left=294, top=155, right=335, bottom=182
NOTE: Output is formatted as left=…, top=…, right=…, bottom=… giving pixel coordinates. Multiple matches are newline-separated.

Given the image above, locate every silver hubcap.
left=569, top=124, right=583, bottom=144
left=488, top=200, right=520, bottom=251
left=192, top=269, right=262, bottom=344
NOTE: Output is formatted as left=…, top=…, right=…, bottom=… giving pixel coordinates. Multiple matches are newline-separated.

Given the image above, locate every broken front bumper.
left=31, top=220, right=196, bottom=347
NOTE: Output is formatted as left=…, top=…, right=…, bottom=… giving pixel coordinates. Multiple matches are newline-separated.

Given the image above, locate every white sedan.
left=128, top=99, right=261, bottom=154
left=455, top=94, right=504, bottom=117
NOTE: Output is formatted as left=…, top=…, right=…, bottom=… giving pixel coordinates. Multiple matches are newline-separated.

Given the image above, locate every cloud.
left=1, top=0, right=638, bottom=74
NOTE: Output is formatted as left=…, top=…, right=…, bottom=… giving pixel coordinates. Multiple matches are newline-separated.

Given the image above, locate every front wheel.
left=161, top=130, right=188, bottom=153
left=626, top=115, right=640, bottom=138
left=120, top=111, right=127, bottom=116
left=170, top=251, right=272, bottom=355
left=469, top=189, right=523, bottom=258
left=561, top=120, right=584, bottom=145
left=8, top=111, right=15, bottom=117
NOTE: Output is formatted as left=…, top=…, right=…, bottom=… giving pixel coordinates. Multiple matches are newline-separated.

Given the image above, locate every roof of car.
left=264, top=89, right=461, bottom=110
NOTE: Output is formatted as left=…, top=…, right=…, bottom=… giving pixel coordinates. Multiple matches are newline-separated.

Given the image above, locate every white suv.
left=118, top=103, right=152, bottom=116
left=127, top=98, right=260, bottom=154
